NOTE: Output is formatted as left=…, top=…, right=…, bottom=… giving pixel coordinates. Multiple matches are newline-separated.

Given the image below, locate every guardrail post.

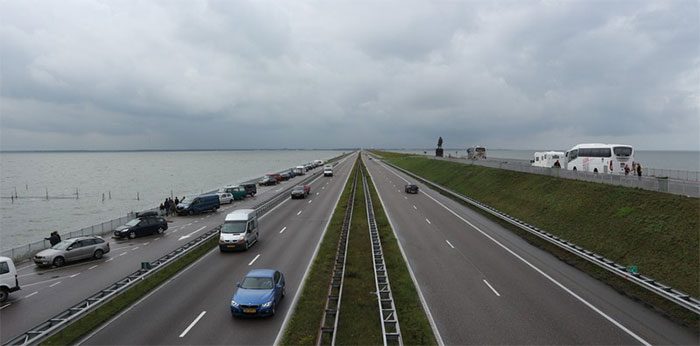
left=657, top=177, right=669, bottom=193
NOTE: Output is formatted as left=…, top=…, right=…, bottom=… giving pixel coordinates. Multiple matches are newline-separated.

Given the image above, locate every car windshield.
left=52, top=241, right=74, bottom=250
left=125, top=219, right=140, bottom=227
left=292, top=186, right=304, bottom=192
left=241, top=276, right=273, bottom=289
left=222, top=221, right=246, bottom=234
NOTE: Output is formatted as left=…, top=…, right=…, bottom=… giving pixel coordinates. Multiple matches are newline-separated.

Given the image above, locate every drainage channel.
left=362, top=170, right=402, bottom=346
left=317, top=166, right=358, bottom=345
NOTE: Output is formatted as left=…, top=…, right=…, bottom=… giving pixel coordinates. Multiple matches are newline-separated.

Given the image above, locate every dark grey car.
left=33, top=236, right=110, bottom=267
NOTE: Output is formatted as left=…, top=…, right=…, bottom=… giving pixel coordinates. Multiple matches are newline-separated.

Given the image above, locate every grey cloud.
left=1, top=0, right=698, bottom=151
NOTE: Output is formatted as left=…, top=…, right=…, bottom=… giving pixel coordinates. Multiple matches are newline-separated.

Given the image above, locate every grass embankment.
left=281, top=158, right=359, bottom=345
left=335, top=168, right=383, bottom=345
left=42, top=236, right=218, bottom=345
left=362, top=161, right=438, bottom=345
left=374, top=151, right=699, bottom=327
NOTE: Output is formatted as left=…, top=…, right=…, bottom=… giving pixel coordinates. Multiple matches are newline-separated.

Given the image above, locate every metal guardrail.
left=377, top=158, right=700, bottom=316
left=317, top=164, right=358, bottom=345
left=3, top=160, right=337, bottom=346
left=362, top=169, right=402, bottom=346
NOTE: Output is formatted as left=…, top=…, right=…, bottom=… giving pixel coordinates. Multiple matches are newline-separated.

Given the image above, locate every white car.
left=217, top=192, right=234, bottom=204
left=0, top=256, right=20, bottom=303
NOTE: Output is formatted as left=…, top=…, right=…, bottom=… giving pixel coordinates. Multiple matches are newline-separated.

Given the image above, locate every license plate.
left=243, top=308, right=256, bottom=314
left=227, top=245, right=236, bottom=248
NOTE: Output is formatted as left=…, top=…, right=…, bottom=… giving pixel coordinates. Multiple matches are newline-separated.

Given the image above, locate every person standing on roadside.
left=164, top=198, right=171, bottom=216
left=174, top=197, right=179, bottom=206
left=637, top=163, right=643, bottom=178
left=45, top=231, right=60, bottom=246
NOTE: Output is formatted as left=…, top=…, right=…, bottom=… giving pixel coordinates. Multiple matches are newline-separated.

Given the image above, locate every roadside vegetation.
left=335, top=167, right=383, bottom=345
left=281, top=158, right=359, bottom=345
left=41, top=236, right=219, bottom=345
left=373, top=150, right=699, bottom=328
left=361, top=160, right=438, bottom=345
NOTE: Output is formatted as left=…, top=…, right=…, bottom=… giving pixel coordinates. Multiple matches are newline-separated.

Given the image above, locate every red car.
left=267, top=173, right=284, bottom=183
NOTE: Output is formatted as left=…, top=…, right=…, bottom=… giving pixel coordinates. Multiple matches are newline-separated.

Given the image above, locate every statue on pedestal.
left=435, top=136, right=444, bottom=157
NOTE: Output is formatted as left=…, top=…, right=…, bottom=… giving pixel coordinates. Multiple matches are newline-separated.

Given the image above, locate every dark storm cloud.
left=0, top=0, right=698, bottom=151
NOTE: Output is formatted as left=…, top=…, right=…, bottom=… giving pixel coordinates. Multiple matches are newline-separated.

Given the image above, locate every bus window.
left=614, top=147, right=632, bottom=156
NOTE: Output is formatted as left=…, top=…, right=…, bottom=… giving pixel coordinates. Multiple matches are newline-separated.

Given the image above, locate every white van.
left=294, top=166, right=306, bottom=176
left=219, top=209, right=259, bottom=251
left=0, top=256, right=20, bottom=303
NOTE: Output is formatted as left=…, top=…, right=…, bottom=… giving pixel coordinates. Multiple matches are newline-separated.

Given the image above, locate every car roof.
left=246, top=269, right=276, bottom=278
left=69, top=235, right=101, bottom=241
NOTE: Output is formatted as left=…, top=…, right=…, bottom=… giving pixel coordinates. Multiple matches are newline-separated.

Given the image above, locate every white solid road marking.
left=413, top=205, right=417, bottom=210
left=88, top=265, right=98, bottom=270
left=483, top=279, right=501, bottom=297
left=445, top=240, right=455, bottom=249
left=179, top=226, right=207, bottom=241
left=24, top=291, right=38, bottom=298
left=49, top=281, right=62, bottom=287
left=297, top=210, right=302, bottom=216
left=425, top=218, right=431, bottom=224
left=106, top=258, right=114, bottom=262
left=280, top=227, right=287, bottom=234
left=70, top=273, right=80, bottom=278
left=179, top=311, right=206, bottom=338
left=248, top=254, right=261, bottom=266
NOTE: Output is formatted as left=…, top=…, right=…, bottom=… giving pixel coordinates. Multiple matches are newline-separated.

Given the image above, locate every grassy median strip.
left=41, top=236, right=218, bottom=346
left=281, top=158, right=359, bottom=345
left=362, top=161, right=438, bottom=345
left=374, top=150, right=699, bottom=328
left=335, top=167, right=383, bottom=345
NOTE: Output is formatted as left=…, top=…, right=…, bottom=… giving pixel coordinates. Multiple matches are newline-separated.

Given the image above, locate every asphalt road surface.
left=0, top=154, right=352, bottom=344
left=78, top=153, right=357, bottom=345
left=363, top=154, right=696, bottom=345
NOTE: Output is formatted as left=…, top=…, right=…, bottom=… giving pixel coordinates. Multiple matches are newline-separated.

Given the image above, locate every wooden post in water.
left=102, top=193, right=105, bottom=202
left=76, top=188, right=79, bottom=199
left=45, top=188, right=49, bottom=200
left=109, top=191, right=111, bottom=199
left=137, top=192, right=140, bottom=201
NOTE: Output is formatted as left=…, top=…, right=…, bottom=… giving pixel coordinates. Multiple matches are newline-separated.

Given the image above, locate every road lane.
left=364, top=154, right=695, bottom=345
left=80, top=154, right=357, bottom=345
left=0, top=155, right=349, bottom=343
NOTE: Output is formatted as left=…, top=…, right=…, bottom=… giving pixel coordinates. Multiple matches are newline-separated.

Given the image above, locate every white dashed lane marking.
left=49, top=281, right=62, bottom=287
left=445, top=240, right=455, bottom=249
left=179, top=311, right=207, bottom=338
left=280, top=227, right=287, bottom=234
left=426, top=218, right=431, bottom=224
left=297, top=210, right=302, bottom=216
left=24, top=291, right=38, bottom=299
left=70, top=273, right=80, bottom=278
left=88, top=265, right=98, bottom=270
left=248, top=254, right=261, bottom=266
left=413, top=205, right=417, bottom=210
left=483, top=280, right=501, bottom=297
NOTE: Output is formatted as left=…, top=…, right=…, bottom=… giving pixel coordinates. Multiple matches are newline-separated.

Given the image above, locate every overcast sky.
left=1, top=0, right=698, bottom=151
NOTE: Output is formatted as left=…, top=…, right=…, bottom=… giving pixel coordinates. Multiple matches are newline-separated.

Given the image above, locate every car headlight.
left=262, top=301, right=273, bottom=308
left=231, top=300, right=239, bottom=307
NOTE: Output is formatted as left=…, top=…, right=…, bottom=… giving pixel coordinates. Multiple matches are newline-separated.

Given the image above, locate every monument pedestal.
left=435, top=148, right=444, bottom=157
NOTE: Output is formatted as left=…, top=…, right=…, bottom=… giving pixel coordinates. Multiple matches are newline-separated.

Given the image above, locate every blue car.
left=231, top=269, right=286, bottom=317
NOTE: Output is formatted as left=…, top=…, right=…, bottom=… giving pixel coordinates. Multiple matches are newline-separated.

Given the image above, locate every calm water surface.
left=1, top=150, right=344, bottom=250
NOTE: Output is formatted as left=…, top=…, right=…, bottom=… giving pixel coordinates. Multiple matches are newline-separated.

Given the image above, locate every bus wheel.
left=573, top=167, right=577, bottom=171
left=593, top=168, right=598, bottom=173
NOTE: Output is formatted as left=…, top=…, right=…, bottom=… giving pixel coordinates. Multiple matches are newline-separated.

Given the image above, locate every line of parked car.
left=5, top=158, right=335, bottom=309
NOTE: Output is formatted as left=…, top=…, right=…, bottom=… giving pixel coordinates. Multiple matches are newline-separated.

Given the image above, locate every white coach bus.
left=532, top=151, right=565, bottom=168
left=565, top=143, right=634, bottom=174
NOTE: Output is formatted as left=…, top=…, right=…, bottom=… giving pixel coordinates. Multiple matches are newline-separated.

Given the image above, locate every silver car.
left=33, top=236, right=110, bottom=267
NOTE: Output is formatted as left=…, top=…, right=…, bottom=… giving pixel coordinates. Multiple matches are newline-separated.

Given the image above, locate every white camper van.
left=219, top=209, right=259, bottom=251
left=532, top=151, right=565, bottom=168
left=0, top=256, right=20, bottom=303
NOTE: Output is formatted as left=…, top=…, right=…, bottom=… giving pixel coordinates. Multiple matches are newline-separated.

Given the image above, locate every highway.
left=363, top=155, right=696, bottom=345
left=0, top=154, right=351, bottom=344
left=77, top=153, right=357, bottom=345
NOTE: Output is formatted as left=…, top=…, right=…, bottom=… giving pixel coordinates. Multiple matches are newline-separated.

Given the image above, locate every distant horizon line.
left=1, top=147, right=697, bottom=153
